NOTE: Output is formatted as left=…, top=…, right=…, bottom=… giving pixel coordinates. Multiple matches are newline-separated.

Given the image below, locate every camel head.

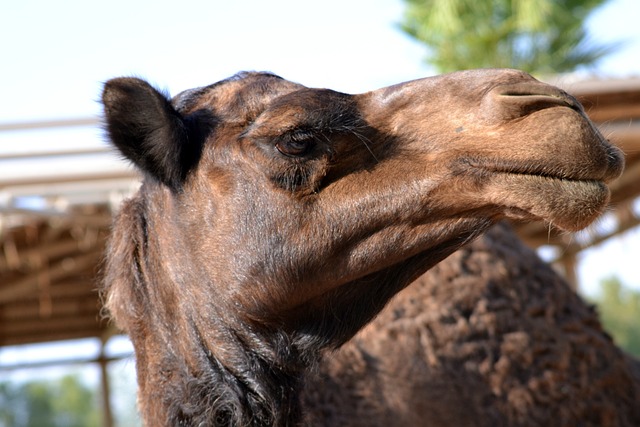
left=101, top=69, right=622, bottom=424
left=103, top=69, right=622, bottom=349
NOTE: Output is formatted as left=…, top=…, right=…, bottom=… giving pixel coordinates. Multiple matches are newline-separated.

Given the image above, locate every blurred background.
left=1, top=0, right=639, bottom=425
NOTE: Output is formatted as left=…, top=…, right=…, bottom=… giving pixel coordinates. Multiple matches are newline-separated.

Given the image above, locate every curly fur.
left=303, top=223, right=640, bottom=426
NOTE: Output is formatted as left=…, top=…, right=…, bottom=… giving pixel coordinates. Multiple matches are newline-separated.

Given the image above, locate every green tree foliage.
left=0, top=374, right=100, bottom=427
left=400, top=0, right=617, bottom=75
left=590, top=276, right=640, bottom=358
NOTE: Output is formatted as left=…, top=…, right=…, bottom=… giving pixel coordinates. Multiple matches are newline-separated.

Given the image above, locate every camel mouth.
left=458, top=158, right=612, bottom=230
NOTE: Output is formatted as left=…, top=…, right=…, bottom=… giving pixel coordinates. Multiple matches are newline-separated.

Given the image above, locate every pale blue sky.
left=1, top=0, right=426, bottom=122
left=1, top=0, right=639, bottom=123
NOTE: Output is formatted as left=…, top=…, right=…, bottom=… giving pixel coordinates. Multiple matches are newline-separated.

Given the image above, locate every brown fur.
left=101, top=70, right=624, bottom=426
left=304, top=223, right=640, bottom=426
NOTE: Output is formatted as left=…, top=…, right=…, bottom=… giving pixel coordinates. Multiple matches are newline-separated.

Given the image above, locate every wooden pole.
left=99, top=337, right=115, bottom=427
left=560, top=253, right=578, bottom=291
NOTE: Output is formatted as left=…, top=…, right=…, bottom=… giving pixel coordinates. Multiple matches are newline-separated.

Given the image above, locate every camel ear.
left=102, top=77, right=201, bottom=190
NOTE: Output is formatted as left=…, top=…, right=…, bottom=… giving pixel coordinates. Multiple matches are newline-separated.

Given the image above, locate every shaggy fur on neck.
left=163, top=327, right=304, bottom=426
left=103, top=193, right=308, bottom=426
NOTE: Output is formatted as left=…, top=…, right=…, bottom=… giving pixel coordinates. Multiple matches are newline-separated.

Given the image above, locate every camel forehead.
left=172, top=72, right=308, bottom=122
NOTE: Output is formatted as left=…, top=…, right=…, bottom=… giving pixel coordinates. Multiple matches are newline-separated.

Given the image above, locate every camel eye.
left=275, top=130, right=316, bottom=157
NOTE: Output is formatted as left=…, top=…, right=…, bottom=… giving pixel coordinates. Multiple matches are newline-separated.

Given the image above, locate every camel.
left=101, top=69, right=625, bottom=426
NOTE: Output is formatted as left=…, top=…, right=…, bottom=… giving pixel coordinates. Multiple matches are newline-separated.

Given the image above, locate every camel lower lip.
left=487, top=173, right=610, bottom=231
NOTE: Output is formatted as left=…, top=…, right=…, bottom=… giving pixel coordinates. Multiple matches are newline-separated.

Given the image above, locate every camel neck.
left=121, top=193, right=307, bottom=426
left=208, top=322, right=306, bottom=426
left=134, top=300, right=307, bottom=426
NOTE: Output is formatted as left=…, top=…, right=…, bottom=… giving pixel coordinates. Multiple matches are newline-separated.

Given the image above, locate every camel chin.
left=490, top=174, right=611, bottom=232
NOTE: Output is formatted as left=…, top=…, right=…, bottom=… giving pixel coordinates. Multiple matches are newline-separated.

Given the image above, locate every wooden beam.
left=1, top=297, right=98, bottom=320
left=586, top=105, right=640, bottom=122
left=0, top=170, right=138, bottom=189
left=0, top=351, right=132, bottom=371
left=0, top=313, right=105, bottom=336
left=0, top=282, right=97, bottom=308
left=41, top=281, right=99, bottom=298
left=0, top=250, right=101, bottom=303
left=0, top=328, right=109, bottom=347
left=0, top=234, right=106, bottom=273
left=0, top=147, right=112, bottom=161
left=0, top=117, right=98, bottom=132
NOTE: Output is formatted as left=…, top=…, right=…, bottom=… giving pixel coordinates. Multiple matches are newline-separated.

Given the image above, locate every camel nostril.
left=489, top=83, right=581, bottom=119
left=504, top=93, right=572, bottom=111
left=496, top=82, right=570, bottom=99
left=503, top=92, right=569, bottom=103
